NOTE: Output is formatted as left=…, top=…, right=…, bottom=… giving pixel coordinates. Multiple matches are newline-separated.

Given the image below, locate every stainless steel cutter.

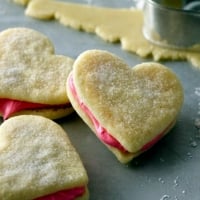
left=143, top=0, right=200, bottom=50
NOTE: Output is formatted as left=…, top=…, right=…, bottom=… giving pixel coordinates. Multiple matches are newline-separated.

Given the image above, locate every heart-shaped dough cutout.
left=67, top=50, right=184, bottom=163
left=0, top=115, right=89, bottom=200
left=0, top=27, right=74, bottom=119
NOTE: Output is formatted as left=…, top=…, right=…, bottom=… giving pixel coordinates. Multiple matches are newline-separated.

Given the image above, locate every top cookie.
left=0, top=27, right=73, bottom=104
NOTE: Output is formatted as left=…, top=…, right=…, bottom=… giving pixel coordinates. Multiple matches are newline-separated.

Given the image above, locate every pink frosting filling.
left=68, top=74, right=128, bottom=153
left=141, top=122, right=174, bottom=152
left=68, top=73, right=173, bottom=154
left=35, top=187, right=85, bottom=200
left=0, top=99, right=70, bottom=120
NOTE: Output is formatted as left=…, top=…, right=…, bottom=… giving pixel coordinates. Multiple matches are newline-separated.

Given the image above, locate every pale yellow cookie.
left=0, top=27, right=74, bottom=119
left=0, top=115, right=89, bottom=200
left=67, top=50, right=184, bottom=163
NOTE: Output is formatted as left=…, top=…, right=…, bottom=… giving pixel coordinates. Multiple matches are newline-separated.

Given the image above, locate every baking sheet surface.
left=1, top=1, right=200, bottom=199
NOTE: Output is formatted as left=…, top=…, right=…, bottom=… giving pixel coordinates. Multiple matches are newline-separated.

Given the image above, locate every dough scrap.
left=14, top=0, right=200, bottom=68
left=13, top=0, right=30, bottom=6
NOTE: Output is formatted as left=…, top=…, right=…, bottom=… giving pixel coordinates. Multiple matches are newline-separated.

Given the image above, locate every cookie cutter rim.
left=143, top=0, right=200, bottom=51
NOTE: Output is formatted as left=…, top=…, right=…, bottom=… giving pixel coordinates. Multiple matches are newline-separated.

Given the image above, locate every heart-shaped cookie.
left=0, top=115, right=89, bottom=200
left=67, top=49, right=184, bottom=163
left=0, top=27, right=74, bottom=120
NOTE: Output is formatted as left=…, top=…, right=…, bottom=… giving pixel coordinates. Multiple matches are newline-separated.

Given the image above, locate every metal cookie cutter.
left=143, top=0, right=200, bottom=50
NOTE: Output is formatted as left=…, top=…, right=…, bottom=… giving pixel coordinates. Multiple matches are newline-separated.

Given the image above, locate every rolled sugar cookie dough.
left=13, top=0, right=29, bottom=5
left=14, top=0, right=200, bottom=68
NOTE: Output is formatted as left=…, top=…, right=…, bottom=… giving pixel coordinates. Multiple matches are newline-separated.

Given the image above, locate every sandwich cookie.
left=67, top=50, right=184, bottom=163
left=0, top=115, right=89, bottom=200
left=0, top=27, right=74, bottom=120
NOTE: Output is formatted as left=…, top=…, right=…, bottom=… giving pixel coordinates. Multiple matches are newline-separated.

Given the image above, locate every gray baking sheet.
left=1, top=0, right=200, bottom=199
